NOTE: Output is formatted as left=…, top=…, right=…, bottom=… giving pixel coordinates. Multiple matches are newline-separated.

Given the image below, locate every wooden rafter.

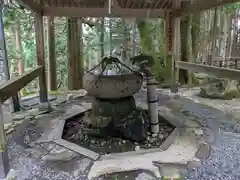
left=175, top=61, right=240, bottom=81
left=154, top=0, right=162, bottom=9
left=16, top=0, right=42, bottom=14
left=15, top=0, right=239, bottom=18
left=173, top=0, right=239, bottom=17
left=43, top=7, right=166, bottom=18
left=126, top=0, right=134, bottom=8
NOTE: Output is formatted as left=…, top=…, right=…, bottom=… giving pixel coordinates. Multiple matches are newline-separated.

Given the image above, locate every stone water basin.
left=83, top=71, right=143, bottom=99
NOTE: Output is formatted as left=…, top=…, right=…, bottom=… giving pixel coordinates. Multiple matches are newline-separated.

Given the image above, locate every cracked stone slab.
left=138, top=102, right=214, bottom=156
left=35, top=117, right=65, bottom=143
left=35, top=104, right=91, bottom=143
left=133, top=99, right=215, bottom=179
left=158, top=106, right=201, bottom=128
left=158, top=104, right=219, bottom=146
left=88, top=134, right=200, bottom=179
left=159, top=128, right=181, bottom=151
left=49, top=157, right=92, bottom=178
left=53, top=139, right=99, bottom=160
left=42, top=145, right=78, bottom=161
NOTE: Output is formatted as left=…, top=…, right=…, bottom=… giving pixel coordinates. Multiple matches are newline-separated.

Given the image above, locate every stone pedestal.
left=92, top=96, right=136, bottom=118
left=89, top=96, right=136, bottom=128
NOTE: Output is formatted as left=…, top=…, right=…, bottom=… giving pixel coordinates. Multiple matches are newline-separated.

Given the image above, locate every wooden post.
left=165, top=11, right=173, bottom=56
left=79, top=19, right=84, bottom=89
left=35, top=14, right=48, bottom=103
left=47, top=16, right=57, bottom=91
left=220, top=60, right=223, bottom=67
left=67, top=18, right=83, bottom=90
left=0, top=100, right=9, bottom=178
left=171, top=0, right=181, bottom=92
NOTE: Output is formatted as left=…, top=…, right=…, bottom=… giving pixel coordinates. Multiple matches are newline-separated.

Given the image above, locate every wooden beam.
left=0, top=66, right=43, bottom=102
left=173, top=0, right=239, bottom=17
left=43, top=7, right=166, bottom=18
left=175, top=61, right=240, bottom=80
left=34, top=14, right=48, bottom=103
left=17, top=0, right=42, bottom=14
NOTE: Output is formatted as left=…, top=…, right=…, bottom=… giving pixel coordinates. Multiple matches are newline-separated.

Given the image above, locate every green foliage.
left=223, top=2, right=240, bottom=14
left=3, top=7, right=35, bottom=70
left=222, top=90, right=240, bottom=100
left=3, top=3, right=238, bottom=90
left=137, top=20, right=154, bottom=54
left=136, top=19, right=171, bottom=83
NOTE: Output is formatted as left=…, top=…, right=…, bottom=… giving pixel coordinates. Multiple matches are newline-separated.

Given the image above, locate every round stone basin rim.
left=87, top=71, right=143, bottom=79
left=83, top=71, right=143, bottom=99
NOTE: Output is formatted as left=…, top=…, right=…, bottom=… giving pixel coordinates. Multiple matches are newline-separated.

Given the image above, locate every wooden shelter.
left=0, top=0, right=238, bottom=178
left=17, top=0, right=240, bottom=86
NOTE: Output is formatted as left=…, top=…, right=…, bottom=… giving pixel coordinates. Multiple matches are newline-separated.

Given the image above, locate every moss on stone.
left=21, top=91, right=36, bottom=97
left=199, top=89, right=240, bottom=100
left=222, top=90, right=240, bottom=100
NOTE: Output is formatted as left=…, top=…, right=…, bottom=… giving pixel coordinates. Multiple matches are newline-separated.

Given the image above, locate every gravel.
left=7, top=89, right=240, bottom=180
left=138, top=89, right=240, bottom=180
left=184, top=131, right=240, bottom=180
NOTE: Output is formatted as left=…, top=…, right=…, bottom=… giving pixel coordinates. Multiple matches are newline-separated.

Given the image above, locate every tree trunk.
left=79, top=19, right=84, bottom=89
left=15, top=21, right=24, bottom=76
left=136, top=20, right=154, bottom=55
left=109, top=19, right=113, bottom=56
left=100, top=18, right=104, bottom=58
left=137, top=19, right=171, bottom=83
left=122, top=19, right=128, bottom=62
left=132, top=22, right=136, bottom=57
left=179, top=16, right=190, bottom=84
left=188, top=15, right=193, bottom=85
left=191, top=12, right=200, bottom=61
left=157, top=19, right=172, bottom=83
left=221, top=12, right=229, bottom=64
left=210, top=8, right=218, bottom=65
left=15, top=21, right=24, bottom=97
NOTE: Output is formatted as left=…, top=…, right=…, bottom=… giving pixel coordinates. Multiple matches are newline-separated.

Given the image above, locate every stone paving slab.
left=3, top=91, right=231, bottom=180
left=53, top=139, right=99, bottom=160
